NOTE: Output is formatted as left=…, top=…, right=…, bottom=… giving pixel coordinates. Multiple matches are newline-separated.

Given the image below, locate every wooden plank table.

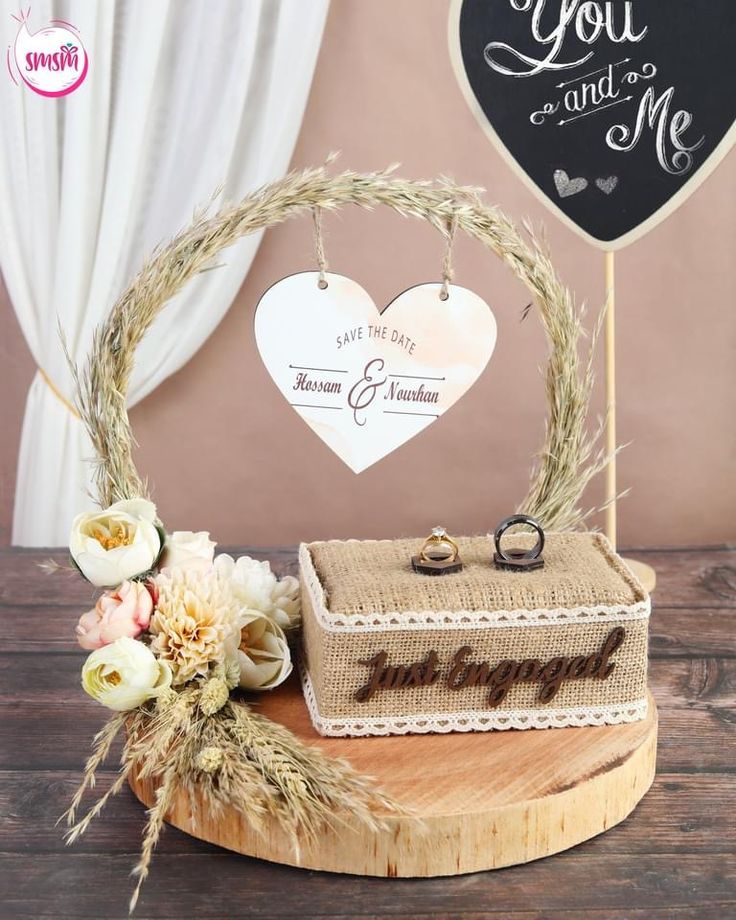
left=1, top=545, right=734, bottom=919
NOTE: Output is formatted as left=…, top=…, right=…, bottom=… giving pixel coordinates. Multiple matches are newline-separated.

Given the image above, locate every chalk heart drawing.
left=254, top=272, right=497, bottom=473
left=8, top=14, right=88, bottom=97
left=596, top=176, right=619, bottom=195
left=554, top=169, right=588, bottom=198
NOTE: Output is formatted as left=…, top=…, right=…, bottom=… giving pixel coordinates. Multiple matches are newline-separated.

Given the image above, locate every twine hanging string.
left=312, top=206, right=329, bottom=289
left=439, top=210, right=458, bottom=301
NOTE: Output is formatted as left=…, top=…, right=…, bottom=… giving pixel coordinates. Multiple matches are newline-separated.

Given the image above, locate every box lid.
left=304, top=533, right=647, bottom=623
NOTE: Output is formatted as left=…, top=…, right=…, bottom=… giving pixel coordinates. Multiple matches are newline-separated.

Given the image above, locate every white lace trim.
left=299, top=543, right=651, bottom=633
left=300, top=665, right=648, bottom=737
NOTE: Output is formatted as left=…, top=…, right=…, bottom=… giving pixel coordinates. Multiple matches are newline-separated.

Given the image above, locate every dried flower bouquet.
left=62, top=500, right=400, bottom=912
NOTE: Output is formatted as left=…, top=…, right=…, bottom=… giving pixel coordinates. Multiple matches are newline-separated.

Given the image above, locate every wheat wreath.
left=74, top=163, right=606, bottom=532
left=64, top=165, right=607, bottom=912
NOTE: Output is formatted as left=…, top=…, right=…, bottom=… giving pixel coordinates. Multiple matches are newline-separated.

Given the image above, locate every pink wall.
left=1, top=0, right=735, bottom=548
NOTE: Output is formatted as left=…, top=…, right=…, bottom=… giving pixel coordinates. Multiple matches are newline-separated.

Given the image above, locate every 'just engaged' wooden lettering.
left=355, top=650, right=441, bottom=702
left=354, top=628, right=626, bottom=706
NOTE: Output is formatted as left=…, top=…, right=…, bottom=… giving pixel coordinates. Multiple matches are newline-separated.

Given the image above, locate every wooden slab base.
left=624, top=557, right=657, bottom=594
left=129, top=682, right=657, bottom=877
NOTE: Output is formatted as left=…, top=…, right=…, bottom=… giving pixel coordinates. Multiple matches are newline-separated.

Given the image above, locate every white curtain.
left=0, top=0, right=329, bottom=545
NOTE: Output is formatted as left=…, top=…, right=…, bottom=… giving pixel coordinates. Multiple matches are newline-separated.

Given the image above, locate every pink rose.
left=76, top=580, right=154, bottom=650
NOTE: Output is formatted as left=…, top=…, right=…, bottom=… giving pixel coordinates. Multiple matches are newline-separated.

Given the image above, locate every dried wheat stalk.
left=62, top=690, right=403, bottom=914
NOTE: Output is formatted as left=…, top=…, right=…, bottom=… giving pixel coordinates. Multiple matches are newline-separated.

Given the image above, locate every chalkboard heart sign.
left=255, top=272, right=496, bottom=473
left=449, top=0, right=736, bottom=249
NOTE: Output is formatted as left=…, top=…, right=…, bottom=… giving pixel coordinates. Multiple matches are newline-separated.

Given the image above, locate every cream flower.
left=160, top=531, right=216, bottom=574
left=196, top=746, right=224, bottom=774
left=269, top=574, right=300, bottom=629
left=82, top=637, right=172, bottom=711
left=214, top=554, right=300, bottom=629
left=70, top=499, right=162, bottom=587
left=149, top=569, right=240, bottom=686
left=236, top=610, right=292, bottom=690
left=199, top=677, right=229, bottom=715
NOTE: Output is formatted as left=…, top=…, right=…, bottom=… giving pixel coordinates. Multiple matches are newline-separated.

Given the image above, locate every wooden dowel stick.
left=604, top=250, right=617, bottom=549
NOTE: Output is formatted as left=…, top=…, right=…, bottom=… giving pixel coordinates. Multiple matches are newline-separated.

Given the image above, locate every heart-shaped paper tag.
left=254, top=272, right=497, bottom=472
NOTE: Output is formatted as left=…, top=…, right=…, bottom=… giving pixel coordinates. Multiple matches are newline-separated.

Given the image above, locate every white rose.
left=160, top=531, right=216, bottom=574
left=215, top=554, right=300, bottom=629
left=215, top=554, right=274, bottom=608
left=70, top=499, right=162, bottom=587
left=81, top=636, right=172, bottom=711
left=236, top=610, right=292, bottom=690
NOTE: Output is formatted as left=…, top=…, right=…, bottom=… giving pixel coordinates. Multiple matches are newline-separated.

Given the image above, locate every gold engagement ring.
left=419, top=526, right=460, bottom=564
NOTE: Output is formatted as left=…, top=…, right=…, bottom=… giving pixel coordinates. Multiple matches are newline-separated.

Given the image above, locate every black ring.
left=494, top=514, right=545, bottom=561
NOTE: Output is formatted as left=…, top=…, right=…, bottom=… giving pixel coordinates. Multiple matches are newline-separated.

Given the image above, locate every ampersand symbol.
left=348, top=358, right=387, bottom=427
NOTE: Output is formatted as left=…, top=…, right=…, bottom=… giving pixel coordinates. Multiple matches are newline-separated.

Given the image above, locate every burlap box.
left=299, top=533, right=650, bottom=737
